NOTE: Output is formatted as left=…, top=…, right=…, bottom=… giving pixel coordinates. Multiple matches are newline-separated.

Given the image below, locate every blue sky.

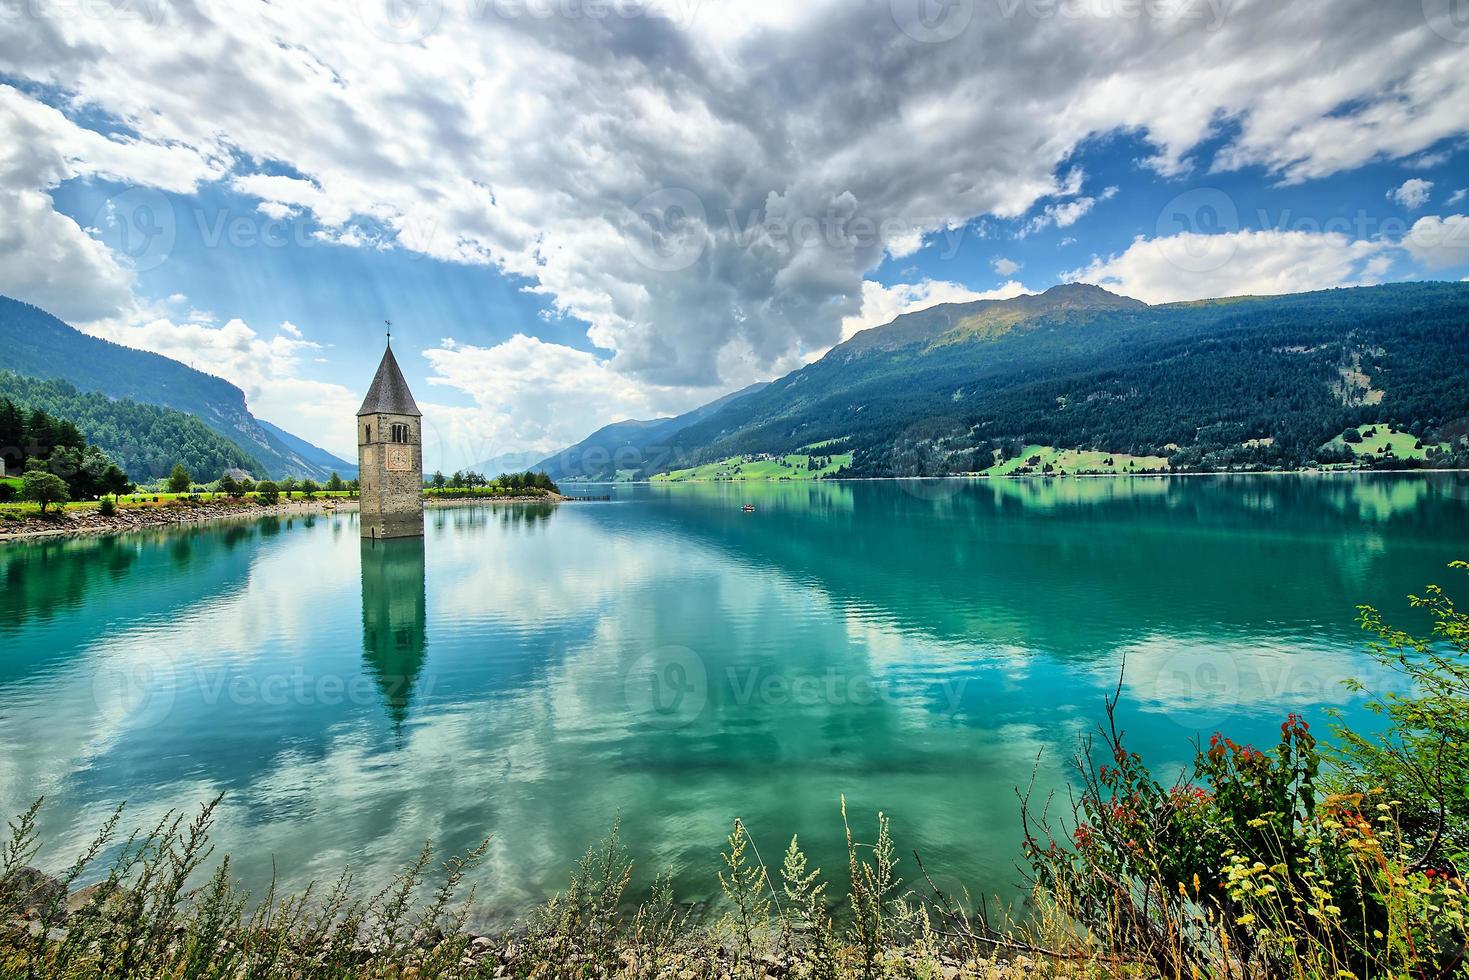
left=2, top=1, right=1467, bottom=470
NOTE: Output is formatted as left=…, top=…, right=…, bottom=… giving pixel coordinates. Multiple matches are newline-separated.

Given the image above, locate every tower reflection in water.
left=360, top=536, right=428, bottom=726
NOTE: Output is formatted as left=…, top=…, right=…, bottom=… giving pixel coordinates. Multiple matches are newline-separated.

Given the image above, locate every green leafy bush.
left=1022, top=566, right=1469, bottom=978
left=1337, top=562, right=1469, bottom=865
left=21, top=470, right=69, bottom=515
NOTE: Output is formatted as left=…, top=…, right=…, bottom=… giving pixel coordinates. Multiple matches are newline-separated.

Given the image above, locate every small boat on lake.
left=742, top=503, right=756, bottom=513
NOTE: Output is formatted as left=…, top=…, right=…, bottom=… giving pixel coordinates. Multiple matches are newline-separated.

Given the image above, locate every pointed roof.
left=357, top=345, right=422, bottom=417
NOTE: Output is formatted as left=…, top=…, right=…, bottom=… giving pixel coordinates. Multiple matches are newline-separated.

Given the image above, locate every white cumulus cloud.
left=1388, top=178, right=1434, bottom=209
left=1403, top=214, right=1469, bottom=270
left=420, top=334, right=730, bottom=466
left=1067, top=230, right=1392, bottom=304
left=80, top=313, right=361, bottom=456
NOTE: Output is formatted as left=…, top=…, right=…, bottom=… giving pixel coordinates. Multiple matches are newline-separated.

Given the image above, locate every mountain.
left=0, top=372, right=264, bottom=483
left=466, top=450, right=557, bottom=477
left=535, top=382, right=769, bottom=481
left=834, top=282, right=1146, bottom=357
left=0, top=296, right=354, bottom=481
left=627, top=281, right=1469, bottom=475
left=256, top=419, right=357, bottom=479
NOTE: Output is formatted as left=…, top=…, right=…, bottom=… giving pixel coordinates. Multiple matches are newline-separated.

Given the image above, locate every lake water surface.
left=2, top=475, right=1466, bottom=922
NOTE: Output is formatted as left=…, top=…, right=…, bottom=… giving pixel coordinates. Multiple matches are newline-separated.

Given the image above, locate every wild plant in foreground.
left=0, top=796, right=491, bottom=980
left=1020, top=566, right=1469, bottom=979
left=525, top=820, right=634, bottom=976
left=718, top=819, right=773, bottom=979
left=780, top=835, right=839, bottom=980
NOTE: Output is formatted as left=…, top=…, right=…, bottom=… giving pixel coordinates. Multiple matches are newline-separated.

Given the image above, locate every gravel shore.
left=0, top=494, right=566, bottom=543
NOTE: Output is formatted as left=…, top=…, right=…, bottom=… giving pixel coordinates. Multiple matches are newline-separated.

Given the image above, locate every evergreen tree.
left=0, top=371, right=263, bottom=481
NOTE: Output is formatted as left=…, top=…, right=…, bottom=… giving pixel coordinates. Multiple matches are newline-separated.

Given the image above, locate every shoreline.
left=0, top=494, right=567, bottom=545
left=589, top=467, right=1469, bottom=487
left=3, top=469, right=1461, bottom=539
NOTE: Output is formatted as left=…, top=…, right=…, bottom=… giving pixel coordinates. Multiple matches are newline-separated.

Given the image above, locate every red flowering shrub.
left=1022, top=694, right=1401, bottom=976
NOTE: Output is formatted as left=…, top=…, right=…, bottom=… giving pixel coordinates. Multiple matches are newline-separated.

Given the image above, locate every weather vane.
left=385, top=319, right=392, bottom=346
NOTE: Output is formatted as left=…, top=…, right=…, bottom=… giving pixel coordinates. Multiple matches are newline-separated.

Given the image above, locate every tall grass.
left=1, top=796, right=1066, bottom=979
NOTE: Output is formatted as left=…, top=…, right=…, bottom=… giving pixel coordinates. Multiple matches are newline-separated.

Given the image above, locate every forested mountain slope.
left=0, top=373, right=262, bottom=482
left=0, top=297, right=353, bottom=481
left=657, top=282, right=1469, bottom=475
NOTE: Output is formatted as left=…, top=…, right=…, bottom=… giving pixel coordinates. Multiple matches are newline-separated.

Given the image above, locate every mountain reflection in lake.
left=0, top=474, right=1465, bottom=925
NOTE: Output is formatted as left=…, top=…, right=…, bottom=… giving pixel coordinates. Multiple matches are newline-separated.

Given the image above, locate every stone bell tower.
left=358, top=339, right=424, bottom=540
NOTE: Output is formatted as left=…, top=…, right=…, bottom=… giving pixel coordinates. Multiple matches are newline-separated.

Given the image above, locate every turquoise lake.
left=2, top=474, right=1467, bottom=923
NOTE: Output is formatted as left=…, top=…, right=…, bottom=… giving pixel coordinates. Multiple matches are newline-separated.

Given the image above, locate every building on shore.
left=358, top=342, right=424, bottom=540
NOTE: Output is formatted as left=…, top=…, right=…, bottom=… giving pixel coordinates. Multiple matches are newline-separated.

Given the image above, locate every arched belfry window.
left=391, top=423, right=410, bottom=444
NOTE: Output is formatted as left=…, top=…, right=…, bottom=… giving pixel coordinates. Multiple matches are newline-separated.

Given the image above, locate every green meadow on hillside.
left=653, top=453, right=852, bottom=482
left=986, top=445, right=1170, bottom=476
left=797, top=436, right=851, bottom=452
left=1323, top=424, right=1447, bottom=461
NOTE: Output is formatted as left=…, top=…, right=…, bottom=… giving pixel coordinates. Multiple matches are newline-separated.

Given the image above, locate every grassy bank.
left=652, top=453, right=854, bottom=482
left=986, top=446, right=1170, bottom=477
left=3, top=569, right=1465, bottom=978
left=1323, top=424, right=1450, bottom=464
left=0, top=490, right=356, bottom=520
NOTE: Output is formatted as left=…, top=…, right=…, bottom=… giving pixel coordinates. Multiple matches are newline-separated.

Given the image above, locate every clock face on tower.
left=386, top=445, right=412, bottom=472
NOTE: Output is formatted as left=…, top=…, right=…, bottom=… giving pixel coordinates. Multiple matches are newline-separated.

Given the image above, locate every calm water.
left=2, top=475, right=1466, bottom=922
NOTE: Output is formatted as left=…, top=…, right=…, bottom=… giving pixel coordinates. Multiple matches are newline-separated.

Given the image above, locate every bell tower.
left=358, top=338, right=424, bottom=540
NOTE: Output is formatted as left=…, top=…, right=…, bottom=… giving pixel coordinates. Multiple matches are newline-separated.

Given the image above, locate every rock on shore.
left=0, top=498, right=357, bottom=542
